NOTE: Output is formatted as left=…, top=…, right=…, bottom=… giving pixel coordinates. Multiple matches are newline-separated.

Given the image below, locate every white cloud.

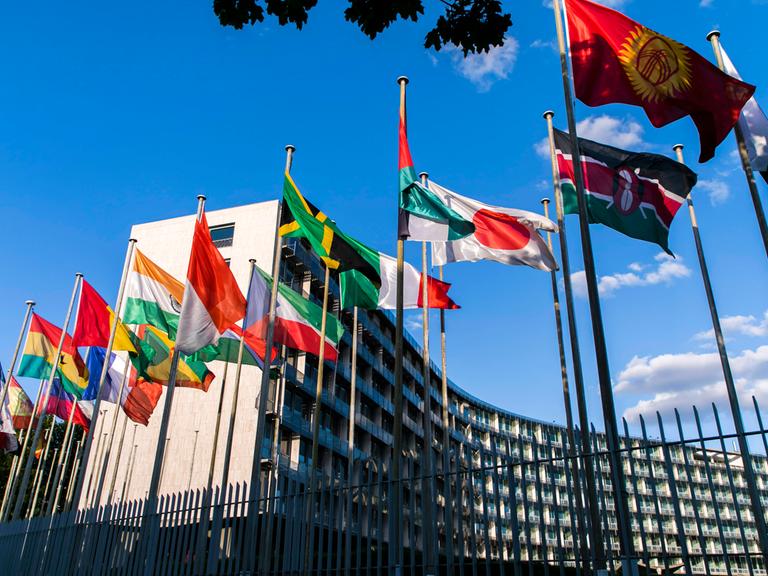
left=534, top=114, right=646, bottom=158
left=449, top=37, right=519, bottom=93
left=571, top=253, right=691, bottom=298
left=530, top=39, right=557, bottom=52
left=617, top=345, right=768, bottom=422
left=694, top=311, right=768, bottom=342
left=696, top=179, right=731, bottom=206
left=405, top=313, right=423, bottom=334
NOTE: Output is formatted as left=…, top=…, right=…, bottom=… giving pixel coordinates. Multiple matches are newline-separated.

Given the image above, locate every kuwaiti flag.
left=720, top=44, right=768, bottom=183
left=427, top=181, right=558, bottom=271
left=340, top=252, right=458, bottom=310
left=175, top=212, right=247, bottom=355
left=245, top=265, right=344, bottom=362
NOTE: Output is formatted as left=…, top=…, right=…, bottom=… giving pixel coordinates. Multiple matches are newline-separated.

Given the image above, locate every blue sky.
left=1, top=0, right=767, bottom=439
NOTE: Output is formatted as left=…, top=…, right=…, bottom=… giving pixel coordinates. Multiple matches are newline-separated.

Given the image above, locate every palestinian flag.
left=245, top=266, right=344, bottom=362
left=397, top=93, right=474, bottom=241
left=565, top=0, right=754, bottom=162
left=280, top=174, right=382, bottom=288
left=176, top=211, right=246, bottom=355
left=17, top=313, right=88, bottom=398
left=554, top=128, right=696, bottom=253
left=427, top=181, right=558, bottom=271
left=123, top=249, right=185, bottom=338
left=340, top=252, right=459, bottom=310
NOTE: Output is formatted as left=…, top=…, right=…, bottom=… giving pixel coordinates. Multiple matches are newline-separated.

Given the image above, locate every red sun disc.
left=472, top=209, right=531, bottom=251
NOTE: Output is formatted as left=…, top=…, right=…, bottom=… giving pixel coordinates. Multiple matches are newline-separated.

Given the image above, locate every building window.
left=210, top=223, right=235, bottom=248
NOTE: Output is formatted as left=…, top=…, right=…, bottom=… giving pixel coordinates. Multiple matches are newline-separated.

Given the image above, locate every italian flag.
left=340, top=251, right=459, bottom=310
left=245, top=266, right=344, bottom=362
left=123, top=249, right=185, bottom=338
left=175, top=212, right=247, bottom=355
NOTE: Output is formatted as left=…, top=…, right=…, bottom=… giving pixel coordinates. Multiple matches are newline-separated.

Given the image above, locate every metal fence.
left=1, top=400, right=767, bottom=576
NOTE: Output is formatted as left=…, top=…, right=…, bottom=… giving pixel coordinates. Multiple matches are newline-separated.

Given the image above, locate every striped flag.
left=175, top=212, right=246, bottom=355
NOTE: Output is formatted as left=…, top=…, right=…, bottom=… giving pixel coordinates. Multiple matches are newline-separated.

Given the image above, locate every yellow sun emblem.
left=619, top=26, right=692, bottom=103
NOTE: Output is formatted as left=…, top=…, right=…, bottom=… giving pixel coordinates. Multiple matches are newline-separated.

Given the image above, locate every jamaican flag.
left=279, top=173, right=381, bottom=288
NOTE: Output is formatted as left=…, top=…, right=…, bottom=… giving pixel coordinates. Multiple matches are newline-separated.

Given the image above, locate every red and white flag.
left=175, top=212, right=247, bottom=355
left=428, top=181, right=558, bottom=272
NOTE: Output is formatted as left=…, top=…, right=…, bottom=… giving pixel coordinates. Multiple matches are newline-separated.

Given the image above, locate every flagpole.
left=674, top=143, right=768, bottom=563
left=390, top=74, right=408, bottom=576
left=72, top=238, right=137, bottom=510
left=241, top=145, right=293, bottom=573
left=0, top=430, right=23, bottom=518
left=0, top=380, right=44, bottom=520
left=104, top=365, right=133, bottom=504
left=344, top=307, right=359, bottom=576
left=11, top=272, right=82, bottom=520
left=0, top=300, right=35, bottom=422
left=204, top=356, right=229, bottom=496
left=706, top=30, right=768, bottom=260
left=90, top=357, right=131, bottom=507
left=437, top=264, right=455, bottom=571
left=551, top=0, right=636, bottom=569
left=541, top=195, right=591, bottom=569
left=64, top=439, right=83, bottom=509
left=44, top=386, right=80, bottom=516
left=29, top=424, right=54, bottom=517
left=304, top=262, right=331, bottom=575
left=219, top=259, right=258, bottom=494
left=418, top=171, right=437, bottom=576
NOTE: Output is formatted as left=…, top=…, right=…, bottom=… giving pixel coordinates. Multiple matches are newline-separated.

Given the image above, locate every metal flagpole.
left=541, top=196, right=591, bottom=570
left=82, top=408, right=107, bottom=506
left=674, top=143, right=768, bottom=563
left=345, top=307, right=358, bottom=576
left=0, top=300, right=35, bottom=421
left=72, top=238, right=137, bottom=510
left=29, top=425, right=54, bottom=517
left=143, top=196, right=205, bottom=554
left=64, top=439, right=83, bottom=509
left=437, top=264, right=455, bottom=572
left=104, top=365, right=134, bottom=504
left=242, top=144, right=293, bottom=573
left=390, top=74, right=408, bottom=576
left=304, top=263, right=331, bottom=576
left=219, top=259, right=258, bottom=493
left=418, top=171, right=437, bottom=576
left=11, top=272, right=82, bottom=520
left=706, top=30, right=768, bottom=260
left=90, top=359, right=131, bottom=508
left=0, top=379, right=44, bottom=520
left=544, top=110, right=606, bottom=573
left=205, top=356, right=230, bottom=495
left=0, top=429, right=24, bottom=516
left=551, top=0, right=636, bottom=569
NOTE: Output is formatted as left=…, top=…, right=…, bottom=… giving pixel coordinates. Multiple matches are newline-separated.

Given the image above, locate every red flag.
left=419, top=276, right=460, bottom=310
left=565, top=0, right=754, bottom=162
left=122, top=379, right=163, bottom=426
left=175, top=212, right=247, bottom=355
left=73, top=280, right=136, bottom=352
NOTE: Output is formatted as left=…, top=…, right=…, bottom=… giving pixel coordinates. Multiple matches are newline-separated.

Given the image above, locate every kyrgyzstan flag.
left=175, top=212, right=247, bottom=355
left=565, top=0, right=755, bottom=162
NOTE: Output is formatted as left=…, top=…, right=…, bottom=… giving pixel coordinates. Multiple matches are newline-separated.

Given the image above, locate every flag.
left=245, top=266, right=344, bottom=362
left=564, top=0, right=755, bottom=162
left=83, top=348, right=137, bottom=404
left=175, top=212, right=247, bottom=355
left=397, top=98, right=474, bottom=241
left=73, top=279, right=136, bottom=353
left=38, top=379, right=91, bottom=430
left=0, top=365, right=19, bottom=454
left=280, top=174, right=382, bottom=287
left=340, top=252, right=459, bottom=310
left=3, top=377, right=34, bottom=430
left=554, top=128, right=696, bottom=253
left=17, top=313, right=88, bottom=398
left=720, top=44, right=768, bottom=183
left=209, top=326, right=274, bottom=368
left=122, top=379, right=163, bottom=426
left=123, top=249, right=185, bottom=338
left=139, top=325, right=215, bottom=391
left=425, top=181, right=558, bottom=271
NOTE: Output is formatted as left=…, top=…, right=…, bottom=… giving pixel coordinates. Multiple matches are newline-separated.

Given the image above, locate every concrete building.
left=80, top=200, right=768, bottom=575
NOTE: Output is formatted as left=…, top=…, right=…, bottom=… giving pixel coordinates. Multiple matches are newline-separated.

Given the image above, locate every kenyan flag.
left=554, top=128, right=697, bottom=254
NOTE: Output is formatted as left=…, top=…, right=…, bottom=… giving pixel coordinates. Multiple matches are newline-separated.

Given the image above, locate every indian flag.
left=340, top=251, right=458, bottom=310
left=123, top=249, right=185, bottom=338
left=17, top=313, right=88, bottom=398
left=245, top=266, right=344, bottom=362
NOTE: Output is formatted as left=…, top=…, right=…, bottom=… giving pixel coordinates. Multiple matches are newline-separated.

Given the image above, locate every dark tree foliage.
left=213, top=0, right=512, bottom=55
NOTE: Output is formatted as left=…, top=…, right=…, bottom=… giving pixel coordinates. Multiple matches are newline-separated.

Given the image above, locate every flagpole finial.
left=76, top=272, right=84, bottom=278
left=397, top=76, right=409, bottom=86
left=285, top=145, right=296, bottom=153
left=543, top=110, right=555, bottom=120
left=706, top=30, right=721, bottom=42
left=197, top=194, right=206, bottom=202
left=418, top=171, right=429, bottom=180
left=129, top=238, right=138, bottom=244
left=673, top=144, right=684, bottom=152
left=25, top=300, right=35, bottom=306
left=541, top=198, right=551, bottom=206
left=249, top=258, right=257, bottom=264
